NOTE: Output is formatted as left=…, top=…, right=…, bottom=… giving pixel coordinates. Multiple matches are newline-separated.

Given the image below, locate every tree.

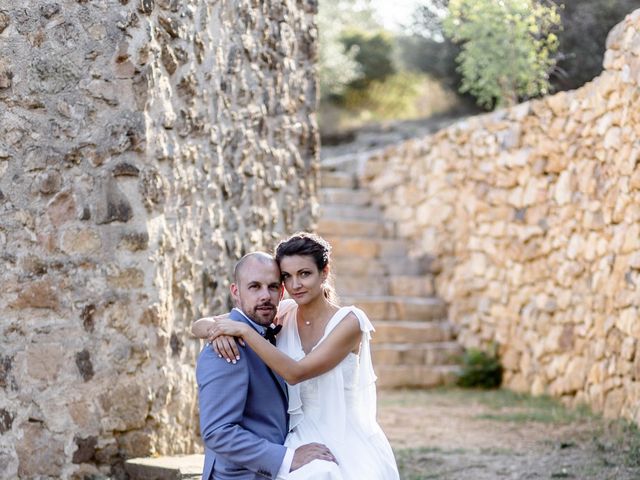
left=317, top=0, right=380, bottom=99
left=341, top=30, right=396, bottom=90
left=443, top=0, right=561, bottom=109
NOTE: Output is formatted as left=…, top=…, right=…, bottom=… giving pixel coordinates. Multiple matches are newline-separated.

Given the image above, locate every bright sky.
left=370, top=0, right=422, bottom=31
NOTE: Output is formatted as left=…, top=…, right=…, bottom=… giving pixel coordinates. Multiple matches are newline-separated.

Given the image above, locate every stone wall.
left=0, top=0, right=318, bottom=477
left=363, top=10, right=640, bottom=424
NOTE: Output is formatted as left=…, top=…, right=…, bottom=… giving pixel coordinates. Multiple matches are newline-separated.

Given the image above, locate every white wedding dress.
left=276, top=299, right=399, bottom=480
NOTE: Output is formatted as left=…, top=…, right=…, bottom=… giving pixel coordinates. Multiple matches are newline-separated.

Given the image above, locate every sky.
left=370, top=0, right=422, bottom=31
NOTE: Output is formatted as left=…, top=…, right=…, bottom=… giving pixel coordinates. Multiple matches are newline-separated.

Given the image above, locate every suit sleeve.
left=196, top=346, right=287, bottom=477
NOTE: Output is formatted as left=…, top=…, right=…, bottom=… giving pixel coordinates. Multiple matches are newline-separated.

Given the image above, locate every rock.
left=40, top=3, right=60, bottom=18
left=119, top=231, right=149, bottom=251
left=603, top=388, right=625, bottom=418
left=139, top=167, right=167, bottom=211
left=16, top=423, right=64, bottom=477
left=72, top=435, right=98, bottom=464
left=0, top=63, right=12, bottom=89
left=0, top=355, right=14, bottom=389
left=100, top=382, right=150, bottom=431
left=38, top=170, right=62, bottom=194
left=554, top=170, right=573, bottom=205
left=75, top=349, right=94, bottom=381
left=10, top=279, right=59, bottom=310
left=61, top=227, right=102, bottom=255
left=47, top=190, right=76, bottom=227
left=0, top=409, right=14, bottom=434
left=161, top=44, right=179, bottom=75
left=112, top=162, right=140, bottom=177
left=26, top=343, right=65, bottom=381
left=96, top=177, right=133, bottom=224
left=117, top=431, right=153, bottom=458
left=107, top=267, right=145, bottom=289
left=0, top=11, right=9, bottom=33
left=138, top=0, right=154, bottom=14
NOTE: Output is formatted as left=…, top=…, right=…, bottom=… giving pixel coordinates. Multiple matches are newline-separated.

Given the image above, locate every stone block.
left=100, top=382, right=150, bottom=432
left=16, top=423, right=64, bottom=477
left=125, top=455, right=203, bottom=480
left=10, top=279, right=59, bottom=310
left=61, top=227, right=102, bottom=255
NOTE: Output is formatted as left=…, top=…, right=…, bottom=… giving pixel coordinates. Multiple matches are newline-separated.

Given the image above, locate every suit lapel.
left=230, top=309, right=288, bottom=399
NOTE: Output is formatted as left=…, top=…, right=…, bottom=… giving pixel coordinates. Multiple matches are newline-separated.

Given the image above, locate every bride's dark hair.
left=275, top=232, right=338, bottom=303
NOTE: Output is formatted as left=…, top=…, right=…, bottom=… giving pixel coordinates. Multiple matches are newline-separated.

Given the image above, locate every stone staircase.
left=318, top=155, right=462, bottom=388
left=124, top=154, right=463, bottom=480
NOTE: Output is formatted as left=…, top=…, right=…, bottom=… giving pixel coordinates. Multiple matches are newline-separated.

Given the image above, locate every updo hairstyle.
left=274, top=232, right=338, bottom=303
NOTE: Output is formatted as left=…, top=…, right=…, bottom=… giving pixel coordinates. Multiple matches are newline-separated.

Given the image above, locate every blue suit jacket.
left=196, top=309, right=289, bottom=479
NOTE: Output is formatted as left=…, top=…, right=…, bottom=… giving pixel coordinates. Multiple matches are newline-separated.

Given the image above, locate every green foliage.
left=341, top=30, right=396, bottom=89
left=341, top=72, right=421, bottom=118
left=317, top=0, right=380, bottom=98
left=456, top=346, right=503, bottom=389
left=443, top=0, right=561, bottom=109
left=407, top=0, right=639, bottom=101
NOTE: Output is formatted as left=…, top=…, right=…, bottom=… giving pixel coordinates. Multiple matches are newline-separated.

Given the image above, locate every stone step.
left=328, top=236, right=384, bottom=259
left=332, top=256, right=425, bottom=277
left=320, top=187, right=372, bottom=206
left=320, top=152, right=363, bottom=172
left=372, top=342, right=463, bottom=366
left=334, top=274, right=435, bottom=297
left=320, top=204, right=381, bottom=221
left=331, top=256, right=388, bottom=277
left=371, top=320, right=455, bottom=343
left=325, top=236, right=408, bottom=260
left=388, top=275, right=435, bottom=297
left=344, top=296, right=448, bottom=322
left=333, top=275, right=390, bottom=296
left=320, top=171, right=357, bottom=189
left=376, top=365, right=460, bottom=389
left=125, top=455, right=202, bottom=480
left=316, top=217, right=392, bottom=238
left=383, top=258, right=429, bottom=276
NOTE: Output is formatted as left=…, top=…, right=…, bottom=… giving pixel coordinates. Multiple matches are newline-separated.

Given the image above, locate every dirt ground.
left=377, top=388, right=640, bottom=480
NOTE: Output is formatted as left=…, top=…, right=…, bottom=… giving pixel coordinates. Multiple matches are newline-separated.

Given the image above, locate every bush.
left=341, top=30, right=396, bottom=90
left=456, top=346, right=503, bottom=389
left=443, top=0, right=562, bottom=109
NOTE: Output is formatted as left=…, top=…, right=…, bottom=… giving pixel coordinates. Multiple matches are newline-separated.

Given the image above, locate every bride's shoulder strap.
left=276, top=298, right=297, bottom=321
left=327, top=306, right=375, bottom=335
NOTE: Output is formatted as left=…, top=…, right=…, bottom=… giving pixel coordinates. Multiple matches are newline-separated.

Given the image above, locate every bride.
left=193, top=232, right=399, bottom=480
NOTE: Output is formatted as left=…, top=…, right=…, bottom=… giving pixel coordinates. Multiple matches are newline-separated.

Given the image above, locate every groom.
left=196, top=252, right=334, bottom=479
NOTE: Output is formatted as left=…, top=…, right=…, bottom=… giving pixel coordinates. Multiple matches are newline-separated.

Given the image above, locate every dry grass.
left=378, top=388, right=640, bottom=480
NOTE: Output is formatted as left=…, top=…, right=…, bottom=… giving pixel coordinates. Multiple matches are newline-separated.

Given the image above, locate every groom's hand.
left=290, top=442, right=337, bottom=471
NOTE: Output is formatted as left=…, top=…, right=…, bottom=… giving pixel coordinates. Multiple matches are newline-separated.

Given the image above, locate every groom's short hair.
left=233, top=252, right=279, bottom=284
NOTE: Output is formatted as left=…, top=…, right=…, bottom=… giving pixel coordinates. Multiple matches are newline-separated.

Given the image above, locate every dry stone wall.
left=0, top=0, right=318, bottom=477
left=364, top=10, right=640, bottom=425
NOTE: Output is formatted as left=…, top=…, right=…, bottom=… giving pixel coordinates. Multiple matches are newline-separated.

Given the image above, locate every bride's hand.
left=210, top=335, right=243, bottom=363
left=207, top=318, right=250, bottom=343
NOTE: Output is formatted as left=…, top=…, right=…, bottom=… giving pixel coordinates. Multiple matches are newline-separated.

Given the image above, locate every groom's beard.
left=247, top=301, right=277, bottom=326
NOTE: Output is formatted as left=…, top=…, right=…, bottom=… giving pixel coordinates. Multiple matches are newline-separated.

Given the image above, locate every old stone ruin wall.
left=0, top=0, right=318, bottom=478
left=364, top=10, right=640, bottom=425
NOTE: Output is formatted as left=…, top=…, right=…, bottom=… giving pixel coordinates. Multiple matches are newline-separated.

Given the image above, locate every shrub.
left=456, top=346, right=503, bottom=389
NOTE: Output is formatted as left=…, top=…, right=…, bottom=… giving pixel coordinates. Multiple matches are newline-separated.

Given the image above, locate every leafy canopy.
left=318, top=0, right=380, bottom=98
left=443, top=0, right=561, bottom=109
